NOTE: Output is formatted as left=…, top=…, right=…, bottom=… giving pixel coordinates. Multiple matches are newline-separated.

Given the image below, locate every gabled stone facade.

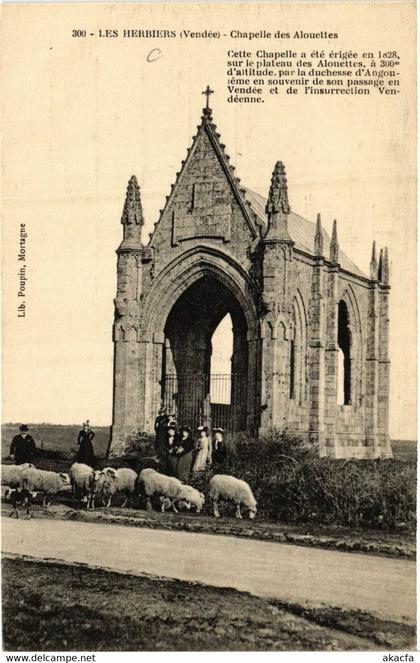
left=110, top=100, right=392, bottom=460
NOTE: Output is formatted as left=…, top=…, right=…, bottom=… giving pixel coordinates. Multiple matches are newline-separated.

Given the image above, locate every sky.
left=2, top=2, right=416, bottom=439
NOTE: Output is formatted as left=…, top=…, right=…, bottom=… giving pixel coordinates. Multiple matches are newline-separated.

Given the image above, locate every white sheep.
left=69, top=462, right=95, bottom=508
left=20, top=468, right=69, bottom=507
left=209, top=474, right=257, bottom=519
left=1, top=463, right=35, bottom=488
left=174, top=484, right=205, bottom=513
left=87, top=470, right=107, bottom=509
left=97, top=467, right=138, bottom=508
left=138, top=468, right=183, bottom=512
left=61, top=472, right=71, bottom=485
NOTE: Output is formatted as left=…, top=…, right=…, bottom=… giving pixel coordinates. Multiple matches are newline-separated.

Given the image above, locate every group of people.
left=9, top=415, right=226, bottom=484
left=154, top=407, right=227, bottom=482
left=9, top=421, right=96, bottom=467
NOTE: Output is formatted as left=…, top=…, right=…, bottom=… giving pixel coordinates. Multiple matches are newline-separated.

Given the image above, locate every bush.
left=123, top=432, right=156, bottom=457
left=222, top=431, right=416, bottom=531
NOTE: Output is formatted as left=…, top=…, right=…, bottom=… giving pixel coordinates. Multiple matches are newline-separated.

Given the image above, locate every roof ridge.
left=201, top=109, right=261, bottom=238
left=243, top=187, right=367, bottom=278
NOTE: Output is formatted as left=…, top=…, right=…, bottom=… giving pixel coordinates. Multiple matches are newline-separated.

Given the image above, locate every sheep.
left=97, top=467, right=138, bottom=508
left=69, top=462, right=96, bottom=509
left=173, top=484, right=205, bottom=513
left=209, top=474, right=257, bottom=520
left=86, top=469, right=108, bottom=509
left=138, top=468, right=183, bottom=512
left=20, top=468, right=69, bottom=507
left=60, top=472, right=71, bottom=486
left=1, top=463, right=35, bottom=489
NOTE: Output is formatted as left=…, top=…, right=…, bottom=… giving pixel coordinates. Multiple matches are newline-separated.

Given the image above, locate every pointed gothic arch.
left=337, top=285, right=363, bottom=406
left=139, top=247, right=260, bottom=433
left=290, top=291, right=308, bottom=403
left=142, top=245, right=259, bottom=339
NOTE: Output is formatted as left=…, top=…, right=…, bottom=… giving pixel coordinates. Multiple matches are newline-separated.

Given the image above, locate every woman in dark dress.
left=76, top=421, right=95, bottom=467
left=165, top=420, right=179, bottom=476
left=174, top=425, right=195, bottom=482
left=212, top=428, right=227, bottom=466
left=154, top=406, right=169, bottom=460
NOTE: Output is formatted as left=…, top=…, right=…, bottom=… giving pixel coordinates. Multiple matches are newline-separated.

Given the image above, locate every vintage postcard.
left=1, top=0, right=416, bottom=655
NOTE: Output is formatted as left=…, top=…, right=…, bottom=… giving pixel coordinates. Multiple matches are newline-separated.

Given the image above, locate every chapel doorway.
left=161, top=276, right=248, bottom=432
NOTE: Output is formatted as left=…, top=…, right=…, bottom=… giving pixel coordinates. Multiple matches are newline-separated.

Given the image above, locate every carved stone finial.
left=378, top=248, right=384, bottom=282
left=382, top=246, right=389, bottom=284
left=265, top=161, right=290, bottom=216
left=121, top=175, right=143, bottom=245
left=314, top=213, right=323, bottom=256
left=370, top=240, right=378, bottom=280
left=264, top=161, right=291, bottom=241
left=122, top=175, right=143, bottom=226
left=330, top=219, right=339, bottom=263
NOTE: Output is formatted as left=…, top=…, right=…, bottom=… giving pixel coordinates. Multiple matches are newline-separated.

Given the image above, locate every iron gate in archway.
left=162, top=372, right=244, bottom=432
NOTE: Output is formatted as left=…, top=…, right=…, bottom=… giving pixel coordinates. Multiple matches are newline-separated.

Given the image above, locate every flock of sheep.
left=1, top=462, right=258, bottom=520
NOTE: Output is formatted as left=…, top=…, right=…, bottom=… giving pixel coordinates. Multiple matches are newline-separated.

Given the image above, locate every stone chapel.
left=110, top=90, right=392, bottom=459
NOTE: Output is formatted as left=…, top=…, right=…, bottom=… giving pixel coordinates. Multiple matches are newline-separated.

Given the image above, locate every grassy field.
left=2, top=557, right=415, bottom=651
left=1, top=423, right=111, bottom=460
left=391, top=439, right=417, bottom=459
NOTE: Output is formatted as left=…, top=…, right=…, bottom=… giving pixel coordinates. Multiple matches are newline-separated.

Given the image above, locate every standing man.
left=76, top=420, right=96, bottom=467
left=10, top=424, right=36, bottom=465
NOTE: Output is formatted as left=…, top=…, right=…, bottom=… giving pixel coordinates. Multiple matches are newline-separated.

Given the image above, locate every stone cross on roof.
left=202, top=85, right=214, bottom=109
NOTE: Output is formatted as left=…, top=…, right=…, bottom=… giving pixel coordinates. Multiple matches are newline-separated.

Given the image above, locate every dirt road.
left=2, top=517, right=415, bottom=623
